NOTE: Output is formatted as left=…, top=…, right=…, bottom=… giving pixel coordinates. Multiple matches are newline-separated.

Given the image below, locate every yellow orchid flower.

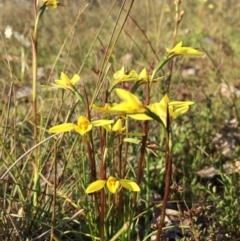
left=49, top=116, right=113, bottom=136
left=169, top=100, right=194, bottom=118
left=110, top=88, right=146, bottom=114
left=51, top=72, right=80, bottom=90
left=86, top=176, right=140, bottom=194
left=129, top=95, right=169, bottom=124
left=113, top=67, right=139, bottom=83
left=166, top=41, right=204, bottom=56
left=112, top=119, right=125, bottom=132
left=129, top=95, right=194, bottom=126
left=113, top=67, right=151, bottom=84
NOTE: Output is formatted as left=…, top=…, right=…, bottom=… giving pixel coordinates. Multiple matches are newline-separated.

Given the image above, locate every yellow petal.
left=179, top=47, right=204, bottom=56
left=128, top=70, right=139, bottom=80
left=169, top=101, right=194, bottom=107
left=102, top=124, right=112, bottom=132
left=160, top=95, right=169, bottom=105
left=128, top=113, right=152, bottom=121
left=144, top=95, right=169, bottom=125
left=111, top=88, right=145, bottom=114
left=113, top=67, right=125, bottom=80
left=169, top=100, right=194, bottom=118
left=168, top=105, right=174, bottom=117
left=149, top=95, right=169, bottom=121
left=172, top=106, right=190, bottom=118
left=166, top=41, right=204, bottom=56
left=70, top=74, right=80, bottom=85
left=91, top=119, right=114, bottom=126
left=54, top=79, right=70, bottom=89
left=106, top=176, right=119, bottom=193
left=149, top=102, right=166, bottom=118
left=86, top=180, right=106, bottom=193
left=61, top=72, right=70, bottom=84
left=120, top=179, right=140, bottom=192
left=173, top=41, right=183, bottom=51
left=49, top=123, right=76, bottom=133
left=139, top=68, right=149, bottom=81
left=112, top=119, right=125, bottom=132
left=110, top=102, right=143, bottom=114
left=166, top=41, right=182, bottom=54
left=115, top=88, right=140, bottom=104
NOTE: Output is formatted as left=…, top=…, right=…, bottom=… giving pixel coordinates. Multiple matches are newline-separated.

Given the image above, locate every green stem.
left=151, top=56, right=169, bottom=84
left=50, top=143, right=57, bottom=241
left=31, top=2, right=46, bottom=206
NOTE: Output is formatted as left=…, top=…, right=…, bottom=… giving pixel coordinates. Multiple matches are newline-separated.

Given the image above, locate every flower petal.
left=120, top=179, right=140, bottom=192
left=129, top=113, right=152, bottom=121
left=86, top=180, right=106, bottom=193
left=102, top=124, right=112, bottom=132
left=172, top=106, right=190, bottom=118
left=113, top=67, right=126, bottom=80
left=182, top=47, right=204, bottom=56
left=61, top=72, right=70, bottom=84
left=54, top=79, right=70, bottom=89
left=91, top=119, right=114, bottom=126
left=70, top=74, right=80, bottom=85
left=169, top=101, right=194, bottom=107
left=112, top=119, right=125, bottom=132
left=166, top=41, right=204, bottom=56
left=110, top=102, right=145, bottom=114
left=166, top=41, right=182, bottom=54
left=111, top=89, right=146, bottom=114
left=115, top=88, right=140, bottom=104
left=139, top=68, right=150, bottom=81
left=49, top=123, right=76, bottom=133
